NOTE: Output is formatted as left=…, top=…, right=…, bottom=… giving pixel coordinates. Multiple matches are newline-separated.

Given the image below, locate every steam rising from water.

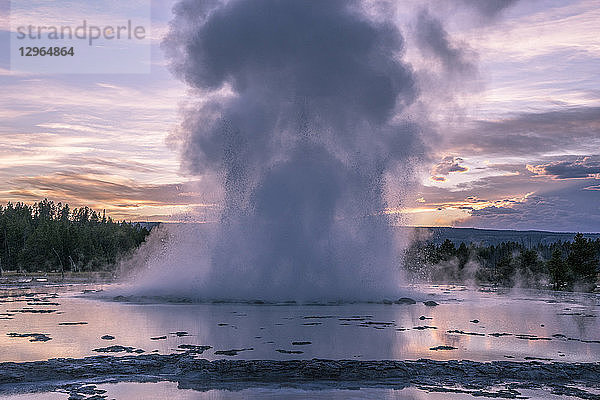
left=131, top=0, right=434, bottom=301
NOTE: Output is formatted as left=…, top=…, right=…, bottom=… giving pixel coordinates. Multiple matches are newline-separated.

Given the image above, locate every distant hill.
left=404, top=227, right=600, bottom=246
left=135, top=222, right=161, bottom=230
left=141, top=222, right=600, bottom=247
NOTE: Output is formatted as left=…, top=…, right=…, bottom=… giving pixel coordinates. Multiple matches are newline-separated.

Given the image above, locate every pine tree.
left=547, top=249, right=570, bottom=290
left=567, top=233, right=598, bottom=292
left=0, top=199, right=150, bottom=274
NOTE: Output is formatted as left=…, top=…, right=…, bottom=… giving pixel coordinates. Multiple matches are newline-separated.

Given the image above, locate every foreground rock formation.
left=1, top=354, right=600, bottom=398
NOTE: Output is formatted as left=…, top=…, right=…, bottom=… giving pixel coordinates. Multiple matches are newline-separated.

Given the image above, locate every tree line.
left=404, top=234, right=600, bottom=292
left=0, top=199, right=150, bottom=274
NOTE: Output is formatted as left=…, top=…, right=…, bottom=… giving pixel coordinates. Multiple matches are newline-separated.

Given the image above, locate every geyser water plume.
left=131, top=0, right=427, bottom=302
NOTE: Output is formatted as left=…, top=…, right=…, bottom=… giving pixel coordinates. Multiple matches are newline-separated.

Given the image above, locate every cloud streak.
left=448, top=107, right=600, bottom=156
left=3, top=172, right=216, bottom=221
left=528, top=156, right=600, bottom=179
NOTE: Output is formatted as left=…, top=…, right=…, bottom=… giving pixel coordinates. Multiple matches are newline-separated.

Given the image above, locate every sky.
left=0, top=0, right=599, bottom=232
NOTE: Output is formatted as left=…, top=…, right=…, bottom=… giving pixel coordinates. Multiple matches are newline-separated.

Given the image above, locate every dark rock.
left=101, top=335, right=115, bottom=340
left=395, top=297, right=416, bottom=305
left=7, top=308, right=57, bottom=314
left=77, top=385, right=98, bottom=395
left=92, top=345, right=144, bottom=354
left=430, top=345, right=457, bottom=351
left=177, top=344, right=212, bottom=354
left=447, top=330, right=485, bottom=337
left=515, top=335, right=552, bottom=341
left=291, top=341, right=312, bottom=345
left=276, top=349, right=303, bottom=354
left=360, top=321, right=394, bottom=326
left=7, top=333, right=52, bottom=342
left=214, top=348, right=253, bottom=356
left=423, top=301, right=439, bottom=307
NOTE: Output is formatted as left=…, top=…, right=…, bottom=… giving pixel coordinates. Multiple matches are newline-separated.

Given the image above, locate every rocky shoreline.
left=1, top=354, right=600, bottom=398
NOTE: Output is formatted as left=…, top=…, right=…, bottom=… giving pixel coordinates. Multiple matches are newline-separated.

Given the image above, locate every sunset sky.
left=1, top=0, right=599, bottom=232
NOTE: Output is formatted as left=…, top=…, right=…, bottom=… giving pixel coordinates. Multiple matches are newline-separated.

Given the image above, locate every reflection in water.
left=0, top=382, right=580, bottom=400
left=101, top=381, right=582, bottom=400
left=0, top=284, right=599, bottom=363
left=98, top=382, right=596, bottom=400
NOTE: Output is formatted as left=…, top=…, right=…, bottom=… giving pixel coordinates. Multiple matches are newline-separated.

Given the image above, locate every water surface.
left=1, top=284, right=598, bottom=363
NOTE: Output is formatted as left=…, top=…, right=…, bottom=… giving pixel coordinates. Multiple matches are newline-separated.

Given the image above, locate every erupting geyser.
left=131, top=0, right=426, bottom=302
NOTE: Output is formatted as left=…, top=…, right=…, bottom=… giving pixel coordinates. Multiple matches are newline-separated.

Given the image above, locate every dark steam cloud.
left=415, top=9, right=476, bottom=76
left=459, top=0, right=518, bottom=19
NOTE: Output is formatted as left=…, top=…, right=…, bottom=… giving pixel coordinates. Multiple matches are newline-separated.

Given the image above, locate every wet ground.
left=0, top=282, right=599, bottom=399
